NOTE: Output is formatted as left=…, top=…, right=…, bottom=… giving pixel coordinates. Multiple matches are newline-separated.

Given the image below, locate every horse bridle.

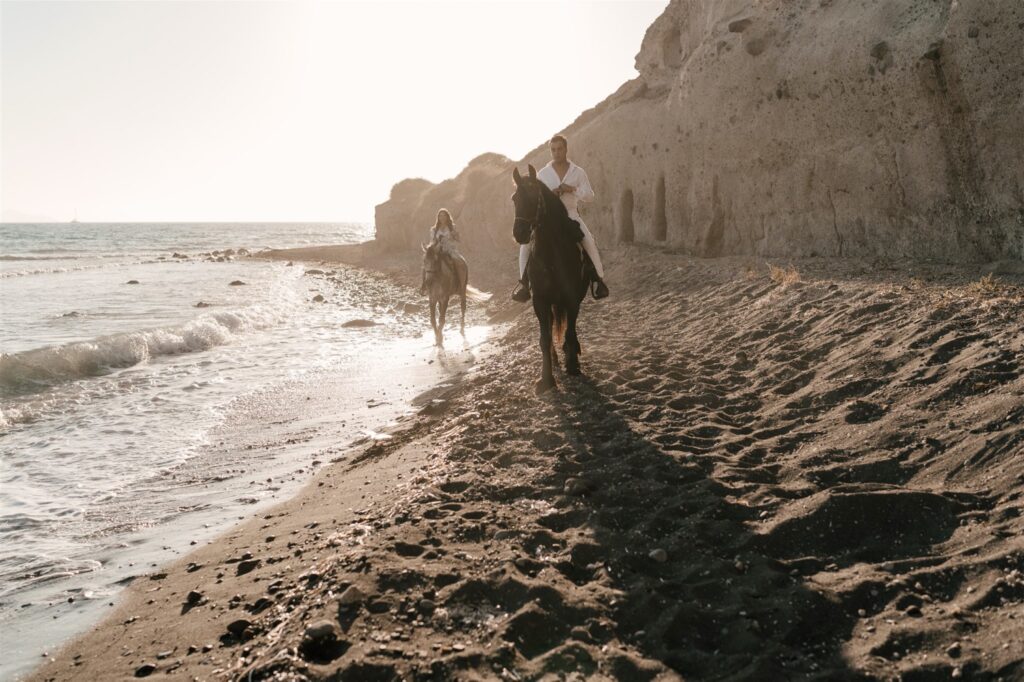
left=514, top=187, right=546, bottom=237
left=423, top=247, right=452, bottom=283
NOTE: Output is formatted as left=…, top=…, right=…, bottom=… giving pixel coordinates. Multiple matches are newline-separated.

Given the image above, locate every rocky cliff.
left=375, top=0, right=1023, bottom=262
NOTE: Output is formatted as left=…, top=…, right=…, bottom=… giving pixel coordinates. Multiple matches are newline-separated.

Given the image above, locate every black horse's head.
left=511, top=164, right=545, bottom=245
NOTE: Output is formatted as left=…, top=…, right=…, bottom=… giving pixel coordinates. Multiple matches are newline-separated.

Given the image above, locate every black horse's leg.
left=564, top=303, right=581, bottom=376
left=535, top=300, right=556, bottom=393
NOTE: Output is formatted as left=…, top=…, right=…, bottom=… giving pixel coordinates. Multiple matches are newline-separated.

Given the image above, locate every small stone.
left=134, top=663, right=157, bottom=677
left=236, top=559, right=260, bottom=576
left=417, top=598, right=436, bottom=615
left=339, top=585, right=366, bottom=606
left=186, top=590, right=203, bottom=606
left=905, top=604, right=922, bottom=617
left=226, top=619, right=251, bottom=637
left=187, top=646, right=198, bottom=655
left=857, top=608, right=867, bottom=617
left=229, top=280, right=246, bottom=286
left=648, top=549, right=668, bottom=563
left=126, top=280, right=140, bottom=285
left=312, top=294, right=325, bottom=303
left=155, top=650, right=173, bottom=660
left=304, top=620, right=338, bottom=642
left=202, top=644, right=213, bottom=653
left=947, top=641, right=962, bottom=658
left=952, top=667, right=963, bottom=679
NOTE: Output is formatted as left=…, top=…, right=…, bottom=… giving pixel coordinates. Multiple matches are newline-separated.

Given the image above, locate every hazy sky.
left=1, top=0, right=668, bottom=223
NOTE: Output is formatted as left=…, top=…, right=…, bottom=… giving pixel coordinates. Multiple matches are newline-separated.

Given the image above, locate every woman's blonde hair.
left=433, top=208, right=454, bottom=230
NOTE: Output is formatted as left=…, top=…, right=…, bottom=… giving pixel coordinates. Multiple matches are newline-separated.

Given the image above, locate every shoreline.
left=30, top=243, right=1024, bottom=680
left=10, top=252, right=499, bottom=681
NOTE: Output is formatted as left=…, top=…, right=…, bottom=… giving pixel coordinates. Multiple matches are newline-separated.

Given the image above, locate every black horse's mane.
left=523, top=178, right=581, bottom=245
left=532, top=178, right=571, bottom=225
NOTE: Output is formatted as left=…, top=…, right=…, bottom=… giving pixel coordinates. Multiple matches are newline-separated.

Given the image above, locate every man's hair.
left=550, top=134, right=568, bottom=148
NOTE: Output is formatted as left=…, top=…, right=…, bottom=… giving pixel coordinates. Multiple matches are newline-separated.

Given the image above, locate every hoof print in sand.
left=845, top=400, right=887, bottom=424
left=393, top=541, right=426, bottom=558
left=537, top=642, right=599, bottom=676
left=760, top=490, right=968, bottom=563
left=501, top=603, right=570, bottom=658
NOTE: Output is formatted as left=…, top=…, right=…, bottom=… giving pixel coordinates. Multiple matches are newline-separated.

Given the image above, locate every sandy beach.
left=28, top=243, right=1024, bottom=681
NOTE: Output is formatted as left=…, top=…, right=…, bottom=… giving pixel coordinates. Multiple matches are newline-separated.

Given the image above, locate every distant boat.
left=70, top=209, right=79, bottom=224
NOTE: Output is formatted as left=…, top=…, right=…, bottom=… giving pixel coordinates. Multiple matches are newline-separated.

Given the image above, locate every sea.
left=0, top=222, right=490, bottom=679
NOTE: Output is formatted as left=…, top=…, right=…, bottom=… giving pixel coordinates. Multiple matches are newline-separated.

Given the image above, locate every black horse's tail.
left=551, top=304, right=567, bottom=346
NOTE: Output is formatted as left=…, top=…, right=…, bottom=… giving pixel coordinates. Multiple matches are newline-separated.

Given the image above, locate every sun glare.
left=0, top=1, right=667, bottom=223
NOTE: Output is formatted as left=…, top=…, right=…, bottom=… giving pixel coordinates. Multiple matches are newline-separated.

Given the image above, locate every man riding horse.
left=512, top=135, right=609, bottom=302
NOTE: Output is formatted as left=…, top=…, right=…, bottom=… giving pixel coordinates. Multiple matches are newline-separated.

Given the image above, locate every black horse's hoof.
left=535, top=378, right=556, bottom=394
left=566, top=363, right=582, bottom=376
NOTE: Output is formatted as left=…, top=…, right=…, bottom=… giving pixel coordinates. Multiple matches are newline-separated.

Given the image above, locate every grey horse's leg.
left=430, top=296, right=441, bottom=346
left=437, top=297, right=447, bottom=347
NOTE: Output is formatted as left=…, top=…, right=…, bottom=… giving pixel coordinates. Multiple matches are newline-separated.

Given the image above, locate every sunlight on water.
left=0, top=222, right=503, bottom=679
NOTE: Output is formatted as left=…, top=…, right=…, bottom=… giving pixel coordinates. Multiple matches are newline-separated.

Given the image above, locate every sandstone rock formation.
left=376, top=0, right=1023, bottom=262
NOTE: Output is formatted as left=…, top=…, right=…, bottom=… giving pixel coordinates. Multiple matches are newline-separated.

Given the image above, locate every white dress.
left=430, top=225, right=461, bottom=258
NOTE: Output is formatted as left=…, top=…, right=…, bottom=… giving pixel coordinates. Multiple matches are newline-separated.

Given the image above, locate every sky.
left=1, top=0, right=668, bottom=223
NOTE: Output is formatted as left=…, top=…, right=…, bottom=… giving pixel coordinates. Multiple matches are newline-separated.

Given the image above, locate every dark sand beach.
left=29, top=244, right=1024, bottom=681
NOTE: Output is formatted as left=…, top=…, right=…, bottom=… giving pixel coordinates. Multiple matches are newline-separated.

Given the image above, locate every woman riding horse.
left=421, top=208, right=468, bottom=346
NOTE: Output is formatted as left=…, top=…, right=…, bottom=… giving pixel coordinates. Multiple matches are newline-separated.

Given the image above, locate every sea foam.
left=0, top=306, right=285, bottom=399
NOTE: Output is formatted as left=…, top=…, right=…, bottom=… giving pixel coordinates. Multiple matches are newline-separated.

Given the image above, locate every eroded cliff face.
left=375, top=0, right=1023, bottom=261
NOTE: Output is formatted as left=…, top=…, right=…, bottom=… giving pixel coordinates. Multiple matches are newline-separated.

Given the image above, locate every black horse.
left=512, top=164, right=589, bottom=393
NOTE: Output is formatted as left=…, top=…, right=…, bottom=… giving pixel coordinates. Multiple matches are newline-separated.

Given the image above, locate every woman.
left=429, top=208, right=460, bottom=256
left=420, top=208, right=462, bottom=293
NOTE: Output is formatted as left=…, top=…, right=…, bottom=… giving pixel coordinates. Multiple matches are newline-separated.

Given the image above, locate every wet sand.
left=30, top=245, right=1024, bottom=681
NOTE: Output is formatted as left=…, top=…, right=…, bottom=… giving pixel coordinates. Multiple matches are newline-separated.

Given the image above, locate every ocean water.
left=0, top=223, right=491, bottom=678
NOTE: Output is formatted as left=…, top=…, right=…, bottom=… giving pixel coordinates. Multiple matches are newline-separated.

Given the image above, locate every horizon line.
left=0, top=219, right=373, bottom=225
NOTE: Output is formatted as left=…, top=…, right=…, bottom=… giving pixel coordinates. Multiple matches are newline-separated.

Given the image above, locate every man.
left=512, top=135, right=609, bottom=301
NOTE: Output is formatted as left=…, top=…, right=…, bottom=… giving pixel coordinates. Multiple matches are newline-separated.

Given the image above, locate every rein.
left=514, top=189, right=546, bottom=239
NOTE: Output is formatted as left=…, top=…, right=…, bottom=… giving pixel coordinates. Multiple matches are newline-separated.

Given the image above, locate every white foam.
left=0, top=306, right=287, bottom=401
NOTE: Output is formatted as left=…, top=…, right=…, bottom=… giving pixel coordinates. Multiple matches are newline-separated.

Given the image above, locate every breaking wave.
left=0, top=306, right=286, bottom=399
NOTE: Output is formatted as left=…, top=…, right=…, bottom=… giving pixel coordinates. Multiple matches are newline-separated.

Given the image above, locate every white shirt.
left=537, top=161, right=594, bottom=219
